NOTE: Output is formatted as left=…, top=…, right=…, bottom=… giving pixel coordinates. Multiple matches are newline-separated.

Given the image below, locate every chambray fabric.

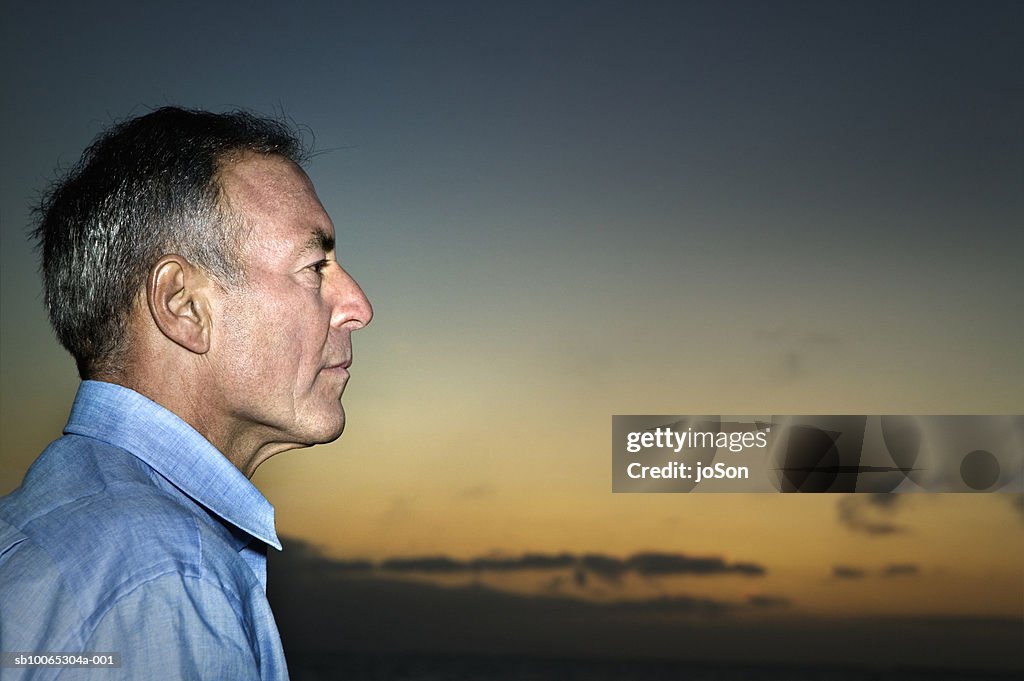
left=0, top=381, right=289, bottom=680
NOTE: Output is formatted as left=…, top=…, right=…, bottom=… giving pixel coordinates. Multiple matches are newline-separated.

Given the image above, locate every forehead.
left=218, top=153, right=334, bottom=258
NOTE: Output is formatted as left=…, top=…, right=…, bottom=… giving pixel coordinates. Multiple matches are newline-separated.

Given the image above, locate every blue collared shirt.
left=0, top=381, right=289, bottom=680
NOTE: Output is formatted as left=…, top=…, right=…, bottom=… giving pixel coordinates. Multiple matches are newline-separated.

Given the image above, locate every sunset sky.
left=2, top=1, right=1022, bottom=672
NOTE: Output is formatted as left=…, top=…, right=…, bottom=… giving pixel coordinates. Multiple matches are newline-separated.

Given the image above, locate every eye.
left=310, top=259, right=329, bottom=277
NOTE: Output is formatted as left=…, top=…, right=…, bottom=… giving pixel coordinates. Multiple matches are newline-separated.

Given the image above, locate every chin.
left=306, top=406, right=347, bottom=444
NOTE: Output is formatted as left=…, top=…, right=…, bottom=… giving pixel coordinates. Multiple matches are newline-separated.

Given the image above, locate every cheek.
left=251, top=292, right=327, bottom=374
left=216, top=282, right=329, bottom=385
left=216, top=290, right=285, bottom=371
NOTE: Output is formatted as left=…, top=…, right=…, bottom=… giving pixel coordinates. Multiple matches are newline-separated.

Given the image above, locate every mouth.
left=322, top=358, right=352, bottom=376
left=323, top=363, right=349, bottom=371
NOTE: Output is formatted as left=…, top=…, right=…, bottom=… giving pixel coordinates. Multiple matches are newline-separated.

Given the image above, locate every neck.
left=107, top=362, right=296, bottom=479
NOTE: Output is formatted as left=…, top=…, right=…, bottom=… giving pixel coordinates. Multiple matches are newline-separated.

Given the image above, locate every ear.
left=146, top=255, right=213, bottom=354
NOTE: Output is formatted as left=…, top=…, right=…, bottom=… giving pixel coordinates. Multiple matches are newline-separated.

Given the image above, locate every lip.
left=322, top=360, right=351, bottom=373
left=320, top=365, right=350, bottom=386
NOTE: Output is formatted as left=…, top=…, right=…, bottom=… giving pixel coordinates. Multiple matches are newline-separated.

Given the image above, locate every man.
left=0, top=107, right=372, bottom=679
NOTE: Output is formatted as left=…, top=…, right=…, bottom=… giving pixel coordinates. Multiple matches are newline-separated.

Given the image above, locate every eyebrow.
left=299, top=228, right=335, bottom=257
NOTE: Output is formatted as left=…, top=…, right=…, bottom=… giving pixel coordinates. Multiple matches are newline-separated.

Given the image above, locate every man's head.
left=34, top=107, right=372, bottom=472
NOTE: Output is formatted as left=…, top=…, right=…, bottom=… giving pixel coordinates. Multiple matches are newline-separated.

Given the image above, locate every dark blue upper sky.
left=4, top=0, right=1022, bottom=457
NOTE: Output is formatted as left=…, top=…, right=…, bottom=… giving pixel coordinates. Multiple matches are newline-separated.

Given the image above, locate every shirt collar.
left=64, top=380, right=282, bottom=551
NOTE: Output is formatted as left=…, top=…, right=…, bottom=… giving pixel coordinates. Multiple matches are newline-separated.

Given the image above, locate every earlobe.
left=147, top=255, right=212, bottom=354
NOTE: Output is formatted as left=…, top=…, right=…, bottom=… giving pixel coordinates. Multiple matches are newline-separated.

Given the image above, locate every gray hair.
left=32, top=107, right=307, bottom=378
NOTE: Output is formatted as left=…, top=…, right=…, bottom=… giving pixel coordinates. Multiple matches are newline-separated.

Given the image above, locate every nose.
left=329, top=263, right=373, bottom=330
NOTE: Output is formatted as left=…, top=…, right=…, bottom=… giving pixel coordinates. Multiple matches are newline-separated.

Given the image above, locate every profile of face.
left=209, top=154, right=372, bottom=455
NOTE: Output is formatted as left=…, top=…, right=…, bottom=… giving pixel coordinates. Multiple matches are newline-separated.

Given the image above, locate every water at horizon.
left=285, top=651, right=1018, bottom=681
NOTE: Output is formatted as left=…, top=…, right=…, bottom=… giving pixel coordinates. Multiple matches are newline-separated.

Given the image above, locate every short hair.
left=32, top=107, right=307, bottom=379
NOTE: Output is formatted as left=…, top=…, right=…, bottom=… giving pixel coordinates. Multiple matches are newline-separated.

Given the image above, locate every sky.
left=1, top=0, right=1022, bottom=673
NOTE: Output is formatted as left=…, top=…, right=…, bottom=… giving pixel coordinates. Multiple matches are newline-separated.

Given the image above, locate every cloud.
left=832, top=566, right=866, bottom=580
left=271, top=539, right=782, bottom=625
left=272, top=539, right=374, bottom=575
left=378, top=553, right=578, bottom=574
left=379, top=556, right=467, bottom=573
left=580, top=553, right=629, bottom=583
left=829, top=563, right=921, bottom=579
left=372, top=548, right=765, bottom=577
left=626, top=552, right=765, bottom=577
left=882, top=564, right=919, bottom=577
left=837, top=494, right=906, bottom=535
left=272, top=540, right=784, bottom=622
left=326, top=559, right=376, bottom=573
left=268, top=539, right=1021, bottom=673
left=473, top=553, right=577, bottom=572
left=341, top=546, right=766, bottom=580
left=827, top=561, right=925, bottom=577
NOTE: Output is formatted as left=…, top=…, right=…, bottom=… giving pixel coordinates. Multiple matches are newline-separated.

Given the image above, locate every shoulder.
left=0, top=539, right=269, bottom=679
left=0, top=434, right=262, bottom=649
left=4, top=434, right=207, bottom=580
